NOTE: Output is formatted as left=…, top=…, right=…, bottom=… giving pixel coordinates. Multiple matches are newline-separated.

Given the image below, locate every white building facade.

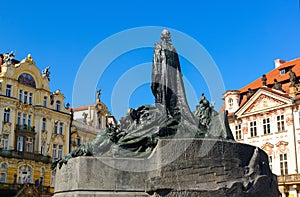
left=223, top=58, right=300, bottom=197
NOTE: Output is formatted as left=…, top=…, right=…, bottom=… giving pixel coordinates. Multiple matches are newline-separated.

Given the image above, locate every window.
left=17, top=112, right=21, bottom=125
left=24, top=91, right=28, bottom=103
left=22, top=114, right=27, bottom=126
left=56, top=100, right=61, bottom=111
left=41, top=143, right=46, bottom=155
left=59, top=122, right=64, bottom=135
left=4, top=108, right=10, bottom=122
left=25, top=137, right=33, bottom=152
left=280, top=153, right=288, bottom=175
left=18, top=165, right=32, bottom=184
left=27, top=115, right=32, bottom=127
left=0, top=163, right=7, bottom=183
left=58, top=145, right=63, bottom=159
left=17, top=136, right=24, bottom=152
left=52, top=144, right=57, bottom=158
left=19, top=90, right=23, bottom=102
left=43, top=96, right=47, bottom=107
left=277, top=115, right=285, bottom=132
left=280, top=69, right=285, bottom=75
left=1, top=135, right=9, bottom=150
left=76, top=137, right=81, bottom=146
left=40, top=168, right=45, bottom=185
left=5, top=85, right=11, bottom=97
left=235, top=124, right=242, bottom=140
left=228, top=98, right=233, bottom=107
left=42, top=118, right=47, bottom=131
left=250, top=121, right=257, bottom=137
left=263, top=118, right=271, bottom=135
left=29, top=93, right=33, bottom=105
left=54, top=122, right=58, bottom=134
left=269, top=155, right=273, bottom=171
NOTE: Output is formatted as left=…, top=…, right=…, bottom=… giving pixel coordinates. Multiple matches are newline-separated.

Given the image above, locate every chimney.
left=274, top=59, right=286, bottom=68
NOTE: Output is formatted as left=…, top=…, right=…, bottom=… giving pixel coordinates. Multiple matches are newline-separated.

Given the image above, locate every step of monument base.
left=53, top=139, right=279, bottom=197
left=54, top=191, right=148, bottom=197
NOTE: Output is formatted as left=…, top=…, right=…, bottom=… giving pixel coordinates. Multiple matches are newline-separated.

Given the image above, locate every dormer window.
left=228, top=98, right=233, bottom=107
left=280, top=69, right=285, bottom=76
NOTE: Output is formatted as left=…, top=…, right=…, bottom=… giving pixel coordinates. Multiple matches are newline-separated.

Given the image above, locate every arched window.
left=4, top=108, right=10, bottom=122
left=56, top=101, right=61, bottom=111
left=18, top=165, right=32, bottom=184
left=0, top=163, right=7, bottom=183
left=18, top=73, right=36, bottom=88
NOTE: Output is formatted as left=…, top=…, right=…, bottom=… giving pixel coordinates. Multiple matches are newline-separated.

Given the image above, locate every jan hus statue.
left=152, top=29, right=197, bottom=125
left=51, top=29, right=233, bottom=169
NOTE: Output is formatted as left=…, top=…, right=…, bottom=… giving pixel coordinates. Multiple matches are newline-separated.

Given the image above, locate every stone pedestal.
left=54, top=139, right=279, bottom=197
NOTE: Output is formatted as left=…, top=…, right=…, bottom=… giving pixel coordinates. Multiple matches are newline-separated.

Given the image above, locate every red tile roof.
left=220, top=57, right=300, bottom=114
left=72, top=106, right=88, bottom=111
left=240, top=58, right=300, bottom=93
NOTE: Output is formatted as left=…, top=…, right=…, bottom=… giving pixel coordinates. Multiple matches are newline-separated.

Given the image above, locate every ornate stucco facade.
left=0, top=53, right=71, bottom=196
left=223, top=58, right=300, bottom=197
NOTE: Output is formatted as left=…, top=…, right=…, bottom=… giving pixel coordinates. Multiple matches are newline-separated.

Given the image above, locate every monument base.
left=54, top=139, right=279, bottom=197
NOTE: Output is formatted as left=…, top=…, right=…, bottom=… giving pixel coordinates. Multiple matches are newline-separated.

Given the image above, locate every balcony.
left=278, top=174, right=300, bottom=184
left=15, top=124, right=35, bottom=132
left=15, top=124, right=36, bottom=138
left=0, top=149, right=51, bottom=164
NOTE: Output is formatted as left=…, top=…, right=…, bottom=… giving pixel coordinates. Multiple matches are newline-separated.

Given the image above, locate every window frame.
left=3, top=108, right=10, bottom=123
left=42, top=118, right=47, bottom=131
left=17, top=136, right=24, bottom=152
left=43, top=96, right=47, bottom=107
left=56, top=100, right=61, bottom=111
left=19, top=90, right=23, bottom=102
left=25, top=137, right=33, bottom=153
left=5, top=84, right=12, bottom=97
left=1, top=135, right=9, bottom=150
left=29, top=92, right=33, bottom=105
left=249, top=121, right=257, bottom=137
left=277, top=115, right=285, bottom=132
left=0, top=163, right=8, bottom=183
left=280, top=153, right=288, bottom=175
left=235, top=124, right=242, bottom=140
left=24, top=91, right=28, bottom=103
left=59, top=122, right=64, bottom=135
left=263, top=118, right=271, bottom=135
left=52, top=144, right=57, bottom=158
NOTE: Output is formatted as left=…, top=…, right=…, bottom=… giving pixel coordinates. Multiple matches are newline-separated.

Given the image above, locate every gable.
left=245, top=94, right=285, bottom=113
left=235, top=88, right=292, bottom=118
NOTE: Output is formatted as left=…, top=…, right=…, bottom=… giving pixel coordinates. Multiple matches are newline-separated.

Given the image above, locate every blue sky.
left=1, top=1, right=300, bottom=119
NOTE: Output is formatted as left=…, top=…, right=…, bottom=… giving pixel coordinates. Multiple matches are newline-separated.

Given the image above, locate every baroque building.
left=70, top=89, right=113, bottom=151
left=223, top=58, right=300, bottom=196
left=0, top=53, right=71, bottom=196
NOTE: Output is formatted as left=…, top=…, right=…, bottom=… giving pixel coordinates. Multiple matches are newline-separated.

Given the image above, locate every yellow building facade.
left=0, top=53, right=71, bottom=196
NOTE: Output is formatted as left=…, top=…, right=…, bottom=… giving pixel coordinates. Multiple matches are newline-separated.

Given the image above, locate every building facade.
left=223, top=58, right=300, bottom=197
left=70, top=91, right=111, bottom=151
left=0, top=53, right=71, bottom=195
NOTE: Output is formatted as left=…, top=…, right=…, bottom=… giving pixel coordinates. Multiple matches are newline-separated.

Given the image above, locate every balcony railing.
left=278, top=174, right=300, bottom=184
left=0, top=149, right=51, bottom=164
left=15, top=124, right=35, bottom=132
